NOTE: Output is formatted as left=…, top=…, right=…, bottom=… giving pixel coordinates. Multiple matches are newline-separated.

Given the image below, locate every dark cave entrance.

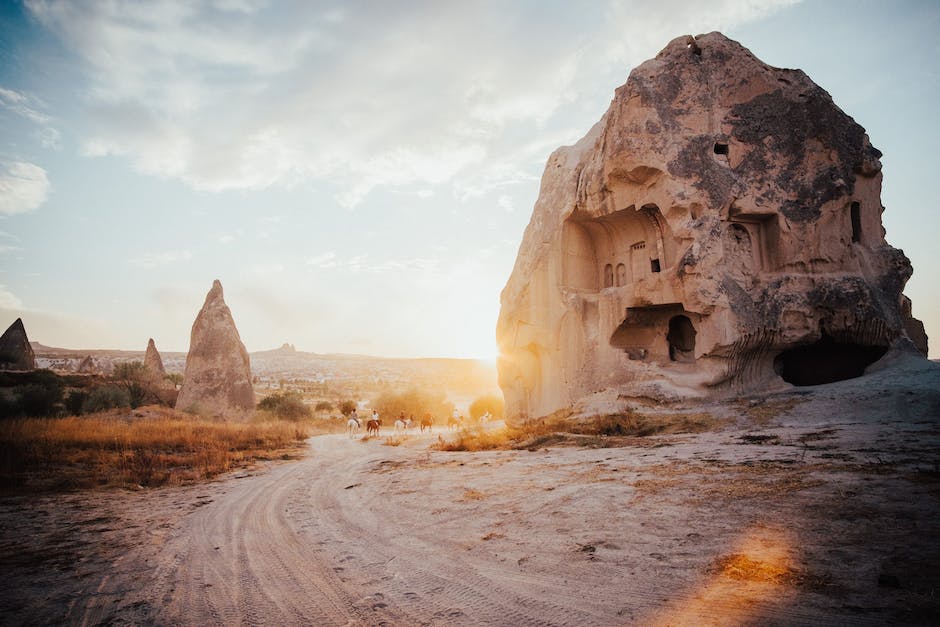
left=667, top=315, right=696, bottom=362
left=774, top=336, right=888, bottom=386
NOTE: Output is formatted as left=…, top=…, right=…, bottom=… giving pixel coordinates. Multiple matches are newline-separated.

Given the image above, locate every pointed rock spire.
left=0, top=318, right=36, bottom=371
left=144, top=338, right=166, bottom=376
left=176, top=280, right=254, bottom=415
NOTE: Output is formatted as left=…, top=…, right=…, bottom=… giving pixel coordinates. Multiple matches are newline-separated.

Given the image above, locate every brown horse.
left=446, top=416, right=462, bottom=431
left=420, top=415, right=433, bottom=433
left=366, top=419, right=381, bottom=435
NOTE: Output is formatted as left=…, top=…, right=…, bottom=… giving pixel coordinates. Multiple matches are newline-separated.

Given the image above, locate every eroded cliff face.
left=176, top=280, right=255, bottom=416
left=497, top=32, right=927, bottom=424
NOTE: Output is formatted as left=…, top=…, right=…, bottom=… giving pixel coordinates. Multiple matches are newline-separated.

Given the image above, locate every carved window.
left=630, top=242, right=647, bottom=281
left=615, top=263, right=626, bottom=287
left=603, top=264, right=614, bottom=288
left=650, top=258, right=661, bottom=273
left=850, top=202, right=861, bottom=243
left=713, top=142, right=729, bottom=156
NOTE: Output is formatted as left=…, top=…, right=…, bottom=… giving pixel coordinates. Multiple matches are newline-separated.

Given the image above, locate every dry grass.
left=736, top=397, right=805, bottom=426
left=0, top=406, right=310, bottom=493
left=434, top=410, right=726, bottom=452
left=459, top=488, right=487, bottom=501
left=632, top=460, right=824, bottom=500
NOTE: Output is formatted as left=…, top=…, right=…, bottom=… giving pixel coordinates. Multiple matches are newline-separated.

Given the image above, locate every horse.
left=394, top=418, right=407, bottom=433
left=366, top=419, right=381, bottom=436
left=346, top=417, right=361, bottom=438
left=447, top=415, right=462, bottom=431
left=420, top=415, right=433, bottom=433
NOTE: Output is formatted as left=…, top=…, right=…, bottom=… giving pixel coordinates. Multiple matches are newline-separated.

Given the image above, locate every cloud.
left=0, top=285, right=23, bottom=309
left=0, top=162, right=51, bottom=215
left=305, top=251, right=338, bottom=268
left=25, top=0, right=799, bottom=205
left=128, top=250, right=193, bottom=268
left=0, top=87, right=61, bottom=148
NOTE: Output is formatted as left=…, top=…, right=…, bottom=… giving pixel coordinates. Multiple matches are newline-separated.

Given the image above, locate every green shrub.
left=65, top=390, right=88, bottom=415
left=82, top=385, right=130, bottom=413
left=257, top=391, right=311, bottom=420
left=17, top=382, right=64, bottom=417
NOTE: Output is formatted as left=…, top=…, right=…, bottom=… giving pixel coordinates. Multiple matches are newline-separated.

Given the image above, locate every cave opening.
left=714, top=142, right=729, bottom=156
left=774, top=336, right=887, bottom=386
left=667, top=315, right=696, bottom=362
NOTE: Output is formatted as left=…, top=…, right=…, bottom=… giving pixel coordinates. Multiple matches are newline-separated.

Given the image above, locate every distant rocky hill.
left=29, top=341, right=499, bottom=400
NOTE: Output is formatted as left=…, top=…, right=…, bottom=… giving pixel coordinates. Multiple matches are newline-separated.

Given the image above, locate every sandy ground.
left=1, top=352, right=939, bottom=626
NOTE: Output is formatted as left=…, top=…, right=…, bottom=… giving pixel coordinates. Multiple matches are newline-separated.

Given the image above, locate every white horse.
left=394, top=419, right=407, bottom=433
left=347, top=417, right=361, bottom=438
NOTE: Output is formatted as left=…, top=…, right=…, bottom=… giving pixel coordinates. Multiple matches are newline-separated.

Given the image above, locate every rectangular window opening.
left=850, top=202, right=861, bottom=243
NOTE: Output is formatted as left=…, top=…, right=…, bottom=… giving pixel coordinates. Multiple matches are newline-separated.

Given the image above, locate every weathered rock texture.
left=144, top=338, right=166, bottom=376
left=176, top=280, right=255, bottom=415
left=0, top=318, right=35, bottom=371
left=497, top=32, right=927, bottom=424
left=76, top=355, right=98, bottom=374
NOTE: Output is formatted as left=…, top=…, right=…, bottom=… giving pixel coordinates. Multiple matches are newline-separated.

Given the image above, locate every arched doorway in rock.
left=667, top=315, right=696, bottom=362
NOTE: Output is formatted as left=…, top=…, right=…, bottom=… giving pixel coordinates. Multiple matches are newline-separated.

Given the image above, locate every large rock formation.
left=144, top=338, right=166, bottom=376
left=0, top=318, right=35, bottom=371
left=497, top=32, right=927, bottom=423
left=176, top=280, right=255, bottom=415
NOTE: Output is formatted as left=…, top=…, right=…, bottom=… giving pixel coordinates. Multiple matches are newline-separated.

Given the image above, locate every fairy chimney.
left=176, top=280, right=255, bottom=415
left=497, top=32, right=926, bottom=424
left=0, top=318, right=35, bottom=371
left=144, top=338, right=166, bottom=376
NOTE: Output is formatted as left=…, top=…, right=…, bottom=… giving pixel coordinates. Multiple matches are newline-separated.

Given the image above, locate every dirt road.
left=3, top=356, right=939, bottom=626
left=147, top=433, right=619, bottom=625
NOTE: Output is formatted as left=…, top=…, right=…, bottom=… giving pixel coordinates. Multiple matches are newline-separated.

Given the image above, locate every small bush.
left=315, top=401, right=333, bottom=412
left=16, top=382, right=64, bottom=417
left=338, top=400, right=357, bottom=416
left=82, top=386, right=131, bottom=413
left=65, top=390, right=88, bottom=415
left=257, top=391, right=311, bottom=421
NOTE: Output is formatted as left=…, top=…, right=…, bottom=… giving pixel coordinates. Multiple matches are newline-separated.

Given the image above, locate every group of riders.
left=346, top=407, right=492, bottom=437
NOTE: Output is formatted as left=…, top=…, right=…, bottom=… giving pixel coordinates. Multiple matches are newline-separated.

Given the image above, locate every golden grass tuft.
left=0, top=406, right=310, bottom=492
left=736, top=397, right=805, bottom=426
left=433, top=410, right=726, bottom=452
left=459, top=488, right=487, bottom=501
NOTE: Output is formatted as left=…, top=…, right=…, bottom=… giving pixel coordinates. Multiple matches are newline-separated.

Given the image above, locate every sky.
left=0, top=0, right=937, bottom=360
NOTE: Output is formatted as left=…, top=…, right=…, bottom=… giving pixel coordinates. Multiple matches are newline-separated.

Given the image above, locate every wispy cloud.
left=128, top=250, right=192, bottom=269
left=0, top=162, right=51, bottom=215
left=0, top=87, right=61, bottom=148
left=23, top=0, right=798, bottom=206
left=0, top=285, right=23, bottom=309
left=305, top=251, right=338, bottom=268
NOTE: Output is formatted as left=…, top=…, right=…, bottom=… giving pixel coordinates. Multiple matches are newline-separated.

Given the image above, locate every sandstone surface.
left=497, top=32, right=927, bottom=424
left=144, top=338, right=166, bottom=376
left=176, top=280, right=255, bottom=415
left=0, top=318, right=35, bottom=371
